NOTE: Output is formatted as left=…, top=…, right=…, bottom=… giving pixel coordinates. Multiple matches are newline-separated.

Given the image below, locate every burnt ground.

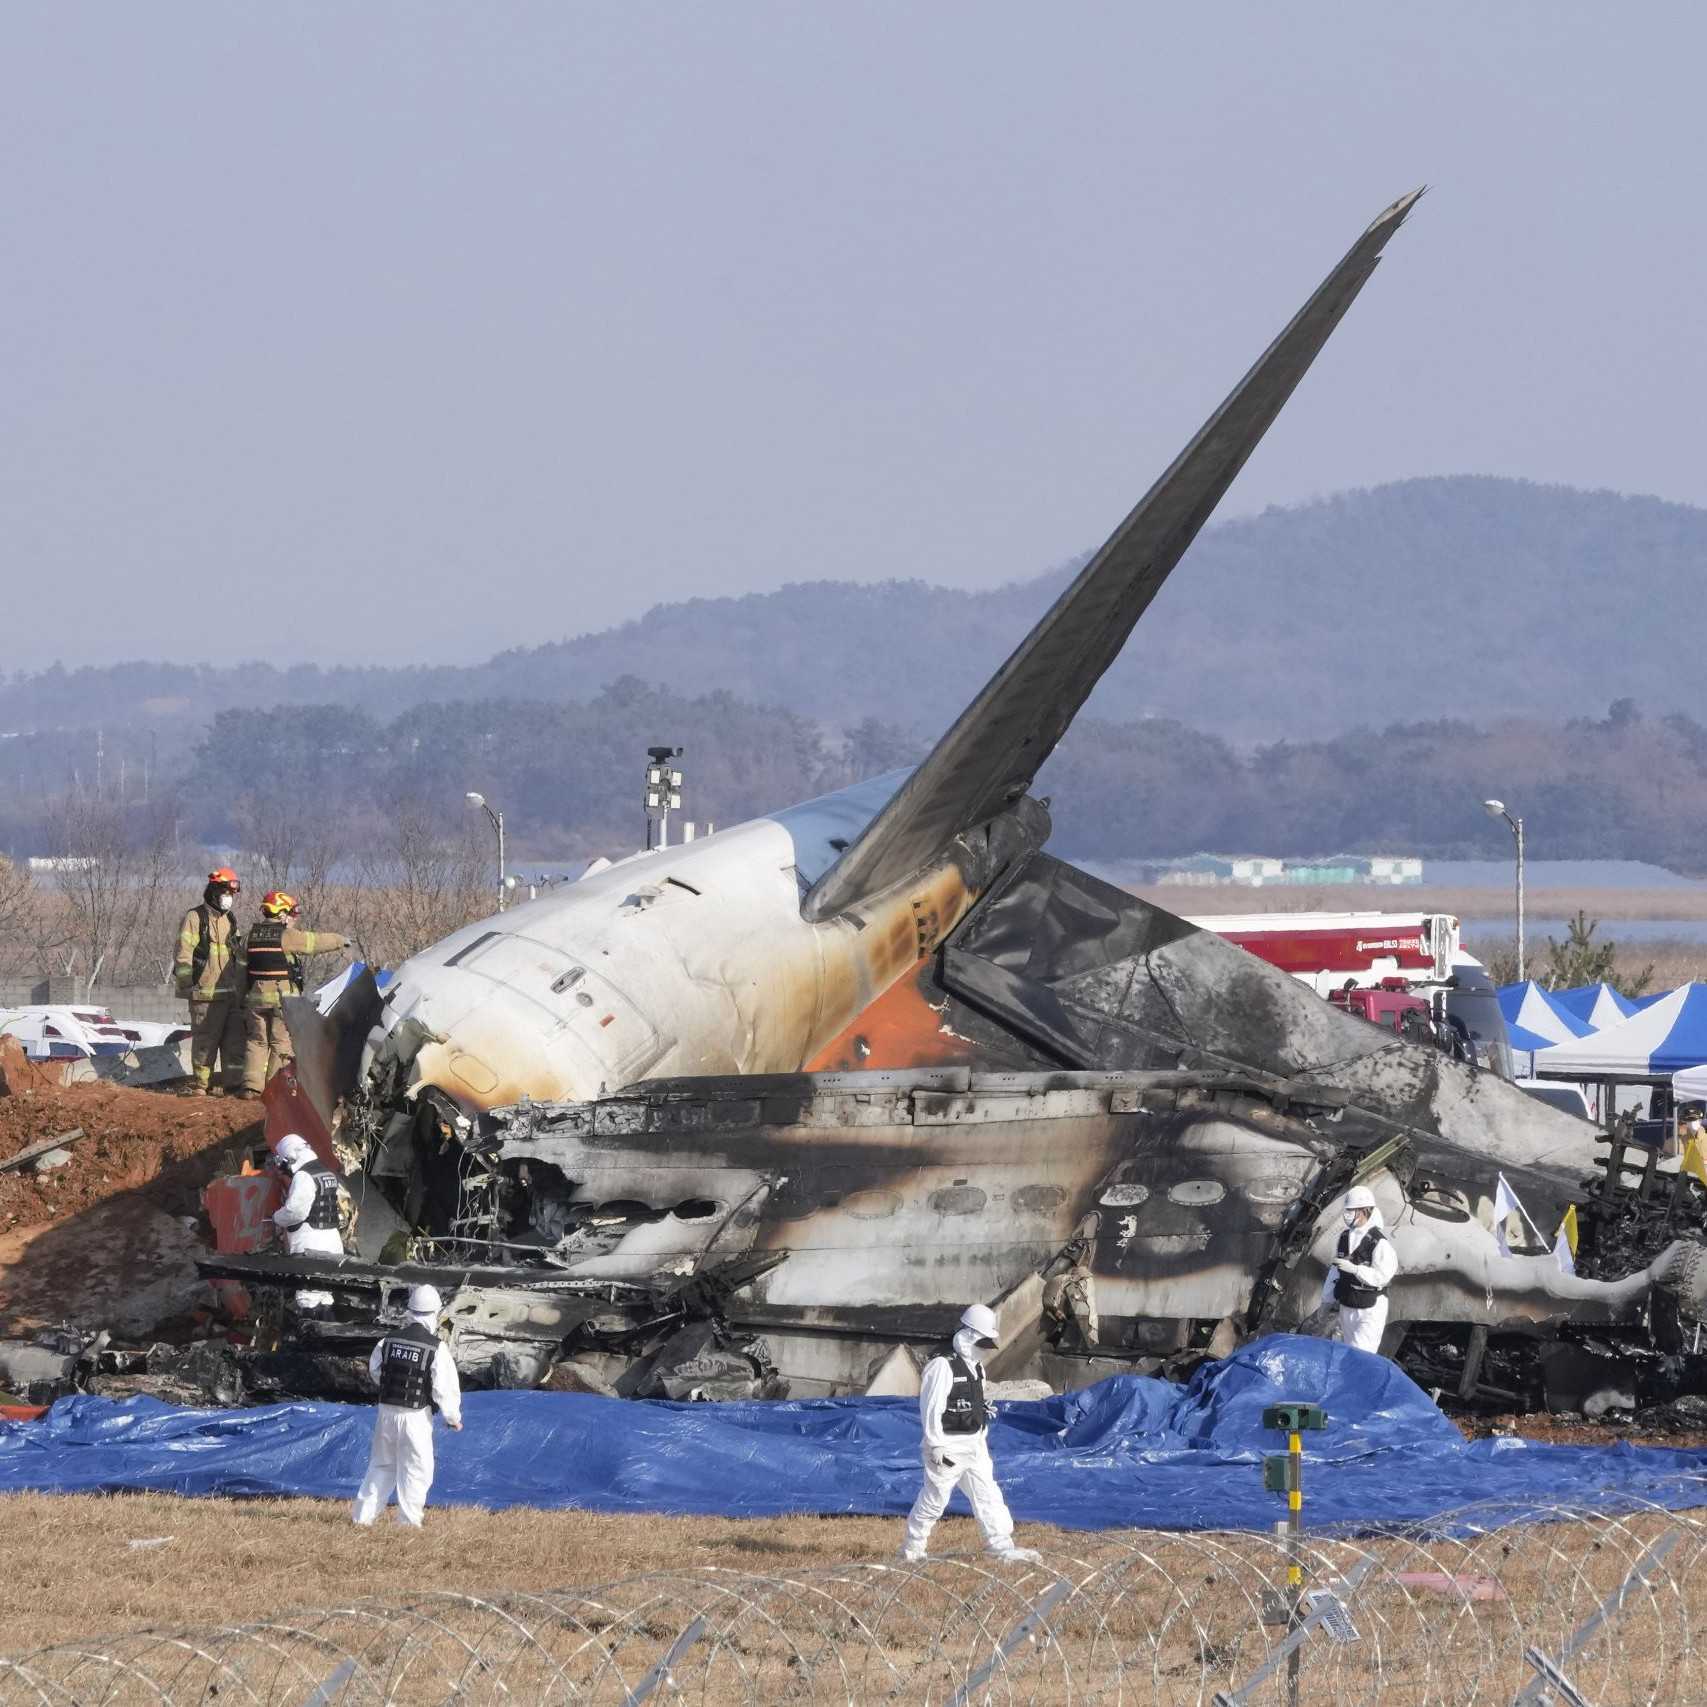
left=1461, top=1409, right=1707, bottom=1450
left=0, top=1046, right=262, bottom=1339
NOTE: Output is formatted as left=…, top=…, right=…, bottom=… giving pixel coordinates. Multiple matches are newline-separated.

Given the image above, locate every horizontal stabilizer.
left=803, top=189, right=1422, bottom=923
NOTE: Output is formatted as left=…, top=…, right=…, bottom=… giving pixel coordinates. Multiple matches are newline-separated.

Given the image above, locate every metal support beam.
left=1211, top=1556, right=1377, bottom=1707
left=623, top=1614, right=708, bottom=1706
left=1510, top=1528, right=1681, bottom=1707
left=298, top=1660, right=356, bottom=1706
left=945, top=1579, right=1072, bottom=1707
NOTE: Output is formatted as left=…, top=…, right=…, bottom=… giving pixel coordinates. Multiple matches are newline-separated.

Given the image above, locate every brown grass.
left=0, top=1492, right=1022, bottom=1650
left=6, top=1494, right=1707, bottom=1703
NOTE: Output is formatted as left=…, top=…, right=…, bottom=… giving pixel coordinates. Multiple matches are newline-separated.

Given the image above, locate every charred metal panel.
left=936, top=853, right=1595, bottom=1174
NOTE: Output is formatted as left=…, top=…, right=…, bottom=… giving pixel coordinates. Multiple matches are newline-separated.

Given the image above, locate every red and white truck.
left=1185, top=910, right=1462, bottom=996
left=1186, top=909, right=1514, bottom=1079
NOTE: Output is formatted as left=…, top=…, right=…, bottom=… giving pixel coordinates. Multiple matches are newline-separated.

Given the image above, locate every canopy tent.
left=1498, top=981, right=1593, bottom=1055
left=1538, top=982, right=1707, bottom=1079
left=1555, top=982, right=1641, bottom=1032
left=1674, top=1063, right=1707, bottom=1103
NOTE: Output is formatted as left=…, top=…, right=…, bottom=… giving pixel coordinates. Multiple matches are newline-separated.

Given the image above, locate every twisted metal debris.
left=7, top=1501, right=1707, bottom=1704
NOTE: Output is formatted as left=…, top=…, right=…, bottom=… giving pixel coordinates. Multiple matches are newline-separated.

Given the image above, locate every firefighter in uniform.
left=172, top=868, right=245, bottom=1095
left=899, top=1304, right=1041, bottom=1565
left=241, top=891, right=351, bottom=1098
left=352, top=1285, right=463, bottom=1528
left=1321, top=1184, right=1399, bottom=1355
left=270, top=1133, right=347, bottom=1312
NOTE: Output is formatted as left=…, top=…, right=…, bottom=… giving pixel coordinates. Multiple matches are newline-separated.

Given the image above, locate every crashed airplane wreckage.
left=203, top=190, right=1707, bottom=1417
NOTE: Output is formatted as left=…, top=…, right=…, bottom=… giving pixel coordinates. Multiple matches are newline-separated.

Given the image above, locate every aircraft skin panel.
left=369, top=802, right=999, bottom=1112
left=802, top=190, right=1424, bottom=925
left=485, top=1079, right=1657, bottom=1339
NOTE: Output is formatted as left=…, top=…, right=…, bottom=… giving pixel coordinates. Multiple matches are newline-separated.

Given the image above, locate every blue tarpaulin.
left=3, top=1338, right=1703, bottom=1532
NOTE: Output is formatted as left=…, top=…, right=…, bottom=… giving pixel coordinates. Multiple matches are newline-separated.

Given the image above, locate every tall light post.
left=644, top=747, right=683, bottom=851
left=1483, top=798, right=1525, bottom=981
left=465, top=791, right=506, bottom=913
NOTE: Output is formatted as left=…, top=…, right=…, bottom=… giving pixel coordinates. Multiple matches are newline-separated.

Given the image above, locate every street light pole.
left=466, top=792, right=506, bottom=914
left=1483, top=798, right=1525, bottom=981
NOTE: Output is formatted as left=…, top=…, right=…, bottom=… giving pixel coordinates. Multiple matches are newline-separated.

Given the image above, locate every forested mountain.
left=4, top=477, right=1703, bottom=760
left=3, top=476, right=1706, bottom=872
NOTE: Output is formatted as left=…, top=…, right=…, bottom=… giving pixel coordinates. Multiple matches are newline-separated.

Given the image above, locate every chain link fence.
left=5, top=1499, right=1707, bottom=1703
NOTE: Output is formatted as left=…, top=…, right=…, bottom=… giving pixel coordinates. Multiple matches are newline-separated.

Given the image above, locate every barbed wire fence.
left=6, top=1498, right=1707, bottom=1704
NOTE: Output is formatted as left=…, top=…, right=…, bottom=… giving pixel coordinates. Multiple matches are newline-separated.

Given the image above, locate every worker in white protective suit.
left=898, top=1304, right=1042, bottom=1565
left=1321, top=1185, right=1399, bottom=1355
left=269, top=1133, right=346, bottom=1311
left=352, top=1284, right=463, bottom=1528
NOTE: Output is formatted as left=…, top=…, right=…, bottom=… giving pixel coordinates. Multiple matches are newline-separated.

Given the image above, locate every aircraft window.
left=1168, top=1180, right=1226, bottom=1206
left=929, top=1184, right=987, bottom=1215
left=1100, top=1183, right=1149, bottom=1207
left=551, top=967, right=586, bottom=994
left=673, top=1199, right=719, bottom=1221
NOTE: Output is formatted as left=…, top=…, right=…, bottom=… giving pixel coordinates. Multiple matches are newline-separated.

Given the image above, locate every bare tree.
left=44, top=794, right=181, bottom=996
left=341, top=796, right=490, bottom=968
left=231, top=793, right=348, bottom=928
left=0, top=856, right=46, bottom=984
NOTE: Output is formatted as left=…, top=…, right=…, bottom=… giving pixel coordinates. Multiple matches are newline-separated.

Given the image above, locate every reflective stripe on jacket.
left=175, top=904, right=243, bottom=998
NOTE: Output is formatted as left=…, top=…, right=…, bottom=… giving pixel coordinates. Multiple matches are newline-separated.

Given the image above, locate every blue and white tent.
left=1497, top=981, right=1593, bottom=1056
left=1536, top=982, right=1707, bottom=1079
left=1554, top=982, right=1641, bottom=1032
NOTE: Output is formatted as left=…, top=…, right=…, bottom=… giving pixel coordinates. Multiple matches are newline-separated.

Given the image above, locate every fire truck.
left=1186, top=910, right=1459, bottom=995
left=1188, top=910, right=1516, bottom=1080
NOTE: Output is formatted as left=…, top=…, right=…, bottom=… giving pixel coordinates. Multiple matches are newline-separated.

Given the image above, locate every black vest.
left=940, top=1351, right=989, bottom=1435
left=245, top=919, right=302, bottom=992
left=377, top=1322, right=439, bottom=1409
left=304, top=1160, right=343, bottom=1232
left=1334, top=1225, right=1389, bottom=1310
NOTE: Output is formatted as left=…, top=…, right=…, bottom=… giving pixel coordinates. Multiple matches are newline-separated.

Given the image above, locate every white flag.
left=1492, top=1172, right=1542, bottom=1258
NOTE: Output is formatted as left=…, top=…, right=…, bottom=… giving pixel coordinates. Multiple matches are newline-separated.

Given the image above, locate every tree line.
left=2, top=683, right=1706, bottom=999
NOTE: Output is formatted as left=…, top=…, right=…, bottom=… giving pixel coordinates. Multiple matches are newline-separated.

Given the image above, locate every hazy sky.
left=6, top=4, right=1704, bottom=673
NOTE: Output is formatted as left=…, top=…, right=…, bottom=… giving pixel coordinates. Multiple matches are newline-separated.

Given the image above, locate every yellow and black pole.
left=1262, top=1403, right=1327, bottom=1707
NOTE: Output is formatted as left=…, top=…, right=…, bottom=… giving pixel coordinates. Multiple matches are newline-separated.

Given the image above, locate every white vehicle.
left=0, top=1006, right=132, bottom=1060
left=108, top=1017, right=192, bottom=1050
left=1516, top=1077, right=1594, bottom=1120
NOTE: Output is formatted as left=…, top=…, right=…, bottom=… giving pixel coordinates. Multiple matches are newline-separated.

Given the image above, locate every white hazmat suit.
left=1321, top=1206, right=1399, bottom=1354
left=901, top=1325, right=1036, bottom=1562
left=270, top=1135, right=345, bottom=1309
left=351, top=1310, right=463, bottom=1528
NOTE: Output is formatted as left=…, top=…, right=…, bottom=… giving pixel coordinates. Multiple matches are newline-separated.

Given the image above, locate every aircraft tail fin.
left=803, top=189, right=1423, bottom=923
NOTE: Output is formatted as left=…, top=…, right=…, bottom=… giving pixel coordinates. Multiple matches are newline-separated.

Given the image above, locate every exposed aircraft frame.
left=208, top=190, right=1707, bottom=1419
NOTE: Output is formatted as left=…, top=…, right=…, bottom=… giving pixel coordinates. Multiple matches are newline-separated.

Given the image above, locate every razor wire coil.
left=7, top=1502, right=1707, bottom=1704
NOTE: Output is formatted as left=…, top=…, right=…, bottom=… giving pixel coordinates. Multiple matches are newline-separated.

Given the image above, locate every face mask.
left=218, top=893, right=234, bottom=912
left=1343, top=1210, right=1361, bottom=1229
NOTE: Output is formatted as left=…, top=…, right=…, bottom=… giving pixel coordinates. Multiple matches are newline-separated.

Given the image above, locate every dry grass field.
left=6, top=1493, right=1707, bottom=1703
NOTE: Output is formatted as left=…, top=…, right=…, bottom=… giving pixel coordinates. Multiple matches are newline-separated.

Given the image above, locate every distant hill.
left=4, top=477, right=1703, bottom=751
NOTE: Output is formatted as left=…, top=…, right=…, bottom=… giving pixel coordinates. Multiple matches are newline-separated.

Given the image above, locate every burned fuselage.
left=225, top=188, right=1707, bottom=1415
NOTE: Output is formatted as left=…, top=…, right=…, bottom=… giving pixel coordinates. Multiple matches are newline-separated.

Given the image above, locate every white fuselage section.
left=367, top=771, right=981, bottom=1112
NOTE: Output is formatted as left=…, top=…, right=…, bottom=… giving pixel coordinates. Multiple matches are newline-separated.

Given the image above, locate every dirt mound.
left=0, top=1065, right=263, bottom=1335
left=0, top=1078, right=258, bottom=1233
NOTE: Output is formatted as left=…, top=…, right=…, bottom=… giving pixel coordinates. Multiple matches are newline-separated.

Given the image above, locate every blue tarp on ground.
left=3, top=1337, right=1704, bottom=1533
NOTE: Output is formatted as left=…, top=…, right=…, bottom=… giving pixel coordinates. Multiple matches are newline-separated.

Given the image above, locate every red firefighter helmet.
left=207, top=867, right=241, bottom=893
left=260, top=890, right=299, bottom=919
